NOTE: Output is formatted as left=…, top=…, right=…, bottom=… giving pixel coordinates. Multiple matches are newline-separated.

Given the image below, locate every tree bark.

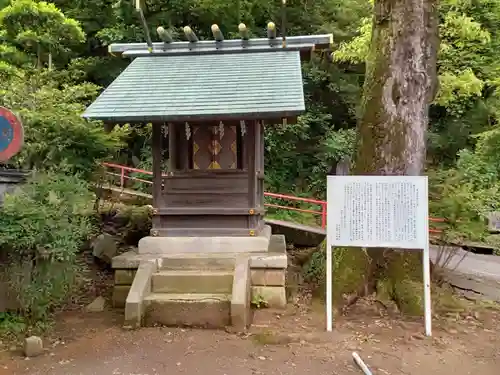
left=350, top=0, right=439, bottom=311
left=356, top=0, right=438, bottom=175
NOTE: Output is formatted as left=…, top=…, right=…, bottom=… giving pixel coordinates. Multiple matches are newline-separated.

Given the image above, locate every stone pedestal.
left=138, top=225, right=272, bottom=254
left=111, top=233, right=287, bottom=309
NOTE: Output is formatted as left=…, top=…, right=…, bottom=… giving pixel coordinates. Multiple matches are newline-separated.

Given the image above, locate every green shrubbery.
left=0, top=172, right=95, bottom=322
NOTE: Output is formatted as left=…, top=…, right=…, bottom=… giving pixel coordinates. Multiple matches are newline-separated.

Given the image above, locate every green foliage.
left=428, top=168, right=492, bottom=243
left=0, top=71, right=128, bottom=178
left=0, top=173, right=95, bottom=321
left=0, top=0, right=85, bottom=69
left=251, top=294, right=269, bottom=309
left=264, top=61, right=360, bottom=197
left=0, top=312, right=27, bottom=338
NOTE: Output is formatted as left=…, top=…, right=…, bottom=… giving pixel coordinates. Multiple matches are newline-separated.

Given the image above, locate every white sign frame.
left=326, top=175, right=432, bottom=336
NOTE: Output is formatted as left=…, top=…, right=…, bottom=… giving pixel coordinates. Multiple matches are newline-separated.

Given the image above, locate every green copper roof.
left=82, top=51, right=305, bottom=122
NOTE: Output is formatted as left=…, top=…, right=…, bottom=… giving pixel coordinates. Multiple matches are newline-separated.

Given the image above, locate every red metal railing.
left=102, top=162, right=153, bottom=186
left=264, top=192, right=327, bottom=228
left=100, top=162, right=447, bottom=234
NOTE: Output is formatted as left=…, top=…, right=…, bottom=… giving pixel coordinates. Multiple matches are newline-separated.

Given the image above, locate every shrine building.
left=83, top=19, right=332, bottom=330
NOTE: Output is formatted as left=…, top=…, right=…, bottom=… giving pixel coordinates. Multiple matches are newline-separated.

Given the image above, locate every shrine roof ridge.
left=109, top=34, right=333, bottom=58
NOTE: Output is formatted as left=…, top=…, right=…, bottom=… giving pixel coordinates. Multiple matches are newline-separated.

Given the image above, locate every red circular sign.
left=0, top=107, right=24, bottom=162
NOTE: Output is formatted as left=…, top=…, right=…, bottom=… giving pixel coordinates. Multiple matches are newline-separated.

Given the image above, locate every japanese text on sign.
left=327, top=176, right=428, bottom=249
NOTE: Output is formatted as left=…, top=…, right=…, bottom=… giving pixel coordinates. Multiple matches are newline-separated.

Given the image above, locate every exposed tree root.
left=340, top=250, right=425, bottom=316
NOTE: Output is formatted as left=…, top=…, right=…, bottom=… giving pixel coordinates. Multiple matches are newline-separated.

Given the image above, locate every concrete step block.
left=151, top=270, right=234, bottom=294
left=144, top=293, right=231, bottom=328
left=159, top=256, right=236, bottom=271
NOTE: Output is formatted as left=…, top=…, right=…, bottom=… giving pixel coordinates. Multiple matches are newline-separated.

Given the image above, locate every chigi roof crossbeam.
left=110, top=23, right=333, bottom=58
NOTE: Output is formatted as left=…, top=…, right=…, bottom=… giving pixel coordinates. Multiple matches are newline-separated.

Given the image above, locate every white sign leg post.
left=423, top=241, right=432, bottom=336
left=326, top=241, right=333, bottom=332
left=326, top=177, right=334, bottom=332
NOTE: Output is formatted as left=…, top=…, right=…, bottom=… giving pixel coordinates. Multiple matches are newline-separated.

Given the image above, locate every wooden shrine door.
left=191, top=125, right=238, bottom=170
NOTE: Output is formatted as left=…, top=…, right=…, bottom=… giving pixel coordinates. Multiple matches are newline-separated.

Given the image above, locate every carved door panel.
left=192, top=125, right=238, bottom=170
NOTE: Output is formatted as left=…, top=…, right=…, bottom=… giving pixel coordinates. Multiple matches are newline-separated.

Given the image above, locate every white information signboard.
left=326, top=175, right=431, bottom=336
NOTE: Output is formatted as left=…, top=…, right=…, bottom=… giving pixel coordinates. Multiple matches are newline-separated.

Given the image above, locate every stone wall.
left=113, top=270, right=136, bottom=308
left=250, top=269, right=286, bottom=307
left=0, top=169, right=28, bottom=206
left=112, top=264, right=288, bottom=309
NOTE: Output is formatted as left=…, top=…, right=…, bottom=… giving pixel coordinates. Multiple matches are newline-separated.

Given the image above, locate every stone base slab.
left=113, top=251, right=288, bottom=270
left=138, top=225, right=272, bottom=254
left=144, top=293, right=231, bottom=328
left=251, top=269, right=286, bottom=286
left=151, top=270, right=233, bottom=294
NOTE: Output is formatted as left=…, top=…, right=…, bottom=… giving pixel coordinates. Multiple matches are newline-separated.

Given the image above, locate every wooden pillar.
left=177, top=123, right=189, bottom=170
left=168, top=122, right=176, bottom=171
left=152, top=122, right=162, bottom=209
left=258, top=122, right=265, bottom=208
left=247, top=121, right=258, bottom=231
left=241, top=122, right=247, bottom=170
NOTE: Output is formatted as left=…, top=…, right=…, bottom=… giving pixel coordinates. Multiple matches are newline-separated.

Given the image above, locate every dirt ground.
left=0, top=248, right=499, bottom=375
left=0, top=297, right=498, bottom=375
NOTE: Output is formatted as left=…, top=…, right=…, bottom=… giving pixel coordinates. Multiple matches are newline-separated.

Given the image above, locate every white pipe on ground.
left=352, top=352, right=373, bottom=375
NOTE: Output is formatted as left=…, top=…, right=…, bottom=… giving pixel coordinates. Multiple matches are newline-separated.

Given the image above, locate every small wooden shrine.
left=83, top=22, right=332, bottom=239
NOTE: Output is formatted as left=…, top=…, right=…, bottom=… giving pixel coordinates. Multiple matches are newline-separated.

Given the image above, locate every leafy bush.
left=0, top=172, right=95, bottom=321
left=0, top=71, right=129, bottom=180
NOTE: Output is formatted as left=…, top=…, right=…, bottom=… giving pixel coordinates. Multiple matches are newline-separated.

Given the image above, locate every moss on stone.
left=432, top=284, right=466, bottom=314
left=391, top=279, right=424, bottom=315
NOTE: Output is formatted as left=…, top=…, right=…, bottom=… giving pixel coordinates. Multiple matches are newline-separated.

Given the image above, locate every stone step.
left=159, top=255, right=236, bottom=271
left=151, top=270, right=234, bottom=294
left=144, top=293, right=231, bottom=328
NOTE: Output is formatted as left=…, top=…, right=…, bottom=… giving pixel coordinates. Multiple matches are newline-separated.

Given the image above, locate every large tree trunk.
left=349, top=0, right=439, bottom=312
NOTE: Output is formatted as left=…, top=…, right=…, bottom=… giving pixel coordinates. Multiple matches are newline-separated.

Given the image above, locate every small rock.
left=91, top=233, right=118, bottom=264
left=447, top=328, right=458, bottom=334
left=24, top=336, right=43, bottom=357
left=86, top=296, right=106, bottom=312
left=257, top=356, right=266, bottom=360
left=412, top=333, right=425, bottom=340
